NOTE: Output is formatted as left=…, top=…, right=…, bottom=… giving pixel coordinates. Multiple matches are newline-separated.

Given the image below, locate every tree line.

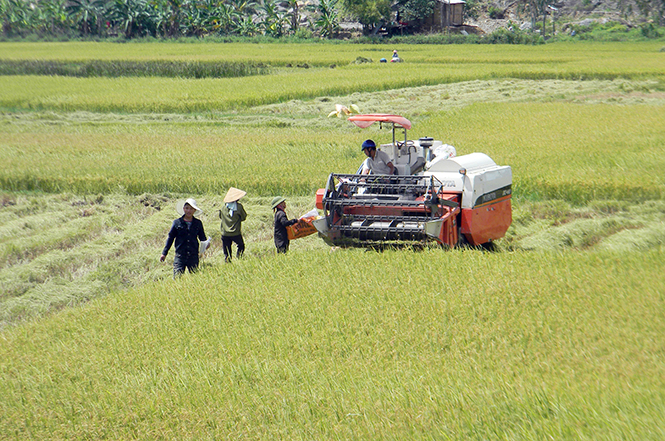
left=0, top=0, right=442, bottom=39
left=1, top=0, right=663, bottom=40
left=0, top=0, right=481, bottom=39
left=0, top=0, right=318, bottom=38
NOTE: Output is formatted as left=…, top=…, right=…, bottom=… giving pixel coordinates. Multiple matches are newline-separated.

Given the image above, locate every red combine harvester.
left=313, top=114, right=512, bottom=247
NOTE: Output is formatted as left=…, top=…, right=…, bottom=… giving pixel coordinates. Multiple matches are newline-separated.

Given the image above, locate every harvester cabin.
left=423, top=0, right=466, bottom=31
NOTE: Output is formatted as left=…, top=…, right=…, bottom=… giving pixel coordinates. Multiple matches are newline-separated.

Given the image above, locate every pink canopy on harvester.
left=348, top=114, right=412, bottom=130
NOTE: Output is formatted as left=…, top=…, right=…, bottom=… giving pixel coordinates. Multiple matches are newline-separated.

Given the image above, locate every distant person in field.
left=391, top=49, right=402, bottom=62
left=160, top=198, right=208, bottom=278
left=219, top=187, right=247, bottom=262
left=271, top=196, right=298, bottom=254
left=361, top=139, right=395, bottom=175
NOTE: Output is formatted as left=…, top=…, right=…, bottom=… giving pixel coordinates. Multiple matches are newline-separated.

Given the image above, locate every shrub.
left=294, top=28, right=314, bottom=39
left=484, top=27, right=543, bottom=44
left=640, top=23, right=662, bottom=39
left=488, top=6, right=504, bottom=19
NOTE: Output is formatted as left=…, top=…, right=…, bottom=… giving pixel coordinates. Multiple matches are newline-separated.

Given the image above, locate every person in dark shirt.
left=160, top=198, right=208, bottom=278
left=271, top=196, right=298, bottom=254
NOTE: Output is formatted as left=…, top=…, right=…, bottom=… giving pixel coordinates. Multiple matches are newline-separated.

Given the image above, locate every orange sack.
left=287, top=217, right=318, bottom=240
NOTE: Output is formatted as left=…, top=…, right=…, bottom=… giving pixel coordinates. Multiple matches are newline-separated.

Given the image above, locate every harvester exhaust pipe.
left=419, top=137, right=434, bottom=162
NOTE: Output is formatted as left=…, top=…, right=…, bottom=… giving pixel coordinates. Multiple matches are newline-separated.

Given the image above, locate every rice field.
left=1, top=41, right=664, bottom=440
left=2, top=41, right=664, bottom=69
left=1, top=42, right=664, bottom=113
left=1, top=98, right=663, bottom=201
left=1, top=247, right=664, bottom=439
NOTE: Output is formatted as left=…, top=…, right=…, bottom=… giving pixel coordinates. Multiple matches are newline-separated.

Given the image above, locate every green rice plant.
left=0, top=125, right=362, bottom=195
left=1, top=247, right=664, bottom=439
left=419, top=102, right=665, bottom=203
left=0, top=59, right=270, bottom=78
left=1, top=41, right=664, bottom=113
left=10, top=96, right=665, bottom=203
left=0, top=65, right=503, bottom=113
left=2, top=191, right=663, bottom=329
left=1, top=59, right=662, bottom=113
left=503, top=199, right=665, bottom=252
left=1, top=99, right=663, bottom=202
left=1, top=41, right=664, bottom=71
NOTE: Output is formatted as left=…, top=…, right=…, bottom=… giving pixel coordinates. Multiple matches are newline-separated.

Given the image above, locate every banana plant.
left=109, top=0, right=153, bottom=38
left=67, top=0, right=105, bottom=35
left=314, top=0, right=339, bottom=38
left=259, top=0, right=288, bottom=37
left=1, top=0, right=31, bottom=35
left=40, top=0, right=70, bottom=33
left=234, top=14, right=257, bottom=36
left=209, top=2, right=239, bottom=35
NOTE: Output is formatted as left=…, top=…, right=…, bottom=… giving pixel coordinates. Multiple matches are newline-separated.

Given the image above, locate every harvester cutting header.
left=312, top=114, right=512, bottom=248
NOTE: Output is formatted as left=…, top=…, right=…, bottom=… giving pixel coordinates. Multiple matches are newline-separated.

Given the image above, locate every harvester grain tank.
left=313, top=114, right=512, bottom=247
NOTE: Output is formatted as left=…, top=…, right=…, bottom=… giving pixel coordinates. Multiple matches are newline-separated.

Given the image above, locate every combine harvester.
left=313, top=114, right=512, bottom=248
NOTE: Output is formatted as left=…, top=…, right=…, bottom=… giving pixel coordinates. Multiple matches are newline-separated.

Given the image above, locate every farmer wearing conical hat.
left=161, top=198, right=208, bottom=278
left=271, top=196, right=298, bottom=254
left=219, top=187, right=247, bottom=262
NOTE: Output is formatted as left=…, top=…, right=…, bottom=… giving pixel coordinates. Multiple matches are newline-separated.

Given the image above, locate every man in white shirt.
left=360, top=139, right=395, bottom=175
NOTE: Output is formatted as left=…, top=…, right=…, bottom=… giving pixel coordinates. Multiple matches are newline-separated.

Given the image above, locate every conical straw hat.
left=223, top=187, right=247, bottom=203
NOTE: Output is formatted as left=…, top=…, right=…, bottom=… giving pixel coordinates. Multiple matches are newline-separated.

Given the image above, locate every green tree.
left=397, top=0, right=435, bottom=23
left=152, top=0, right=186, bottom=37
left=228, top=0, right=258, bottom=17
left=1, top=0, right=31, bottom=35
left=152, top=0, right=173, bottom=37
left=235, top=15, right=258, bottom=36
left=209, top=2, right=240, bottom=35
left=339, top=0, right=391, bottom=33
left=0, top=0, right=31, bottom=35
left=463, top=0, right=479, bottom=21
left=518, top=0, right=548, bottom=35
left=180, top=0, right=212, bottom=36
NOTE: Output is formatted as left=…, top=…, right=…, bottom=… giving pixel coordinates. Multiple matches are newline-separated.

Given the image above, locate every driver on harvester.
left=360, top=139, right=396, bottom=175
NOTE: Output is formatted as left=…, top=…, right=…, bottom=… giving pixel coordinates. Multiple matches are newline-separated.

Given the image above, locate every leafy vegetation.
left=339, top=0, right=391, bottom=34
